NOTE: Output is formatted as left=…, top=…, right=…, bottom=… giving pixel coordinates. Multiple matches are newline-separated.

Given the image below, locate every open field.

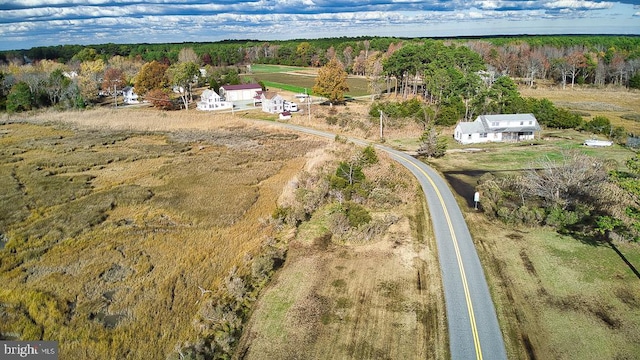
left=277, top=86, right=640, bottom=359
left=520, top=86, right=640, bottom=134
left=0, top=109, right=328, bottom=359
left=2, top=82, right=640, bottom=359
left=237, top=145, right=447, bottom=360
left=250, top=68, right=372, bottom=97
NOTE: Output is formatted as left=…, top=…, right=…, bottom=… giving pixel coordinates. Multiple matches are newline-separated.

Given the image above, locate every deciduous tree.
left=166, top=61, right=199, bottom=110
left=45, top=69, right=71, bottom=105
left=101, top=67, right=126, bottom=95
left=78, top=59, right=105, bottom=102
left=312, top=57, right=349, bottom=105
left=134, top=60, right=168, bottom=94
left=523, top=151, right=608, bottom=209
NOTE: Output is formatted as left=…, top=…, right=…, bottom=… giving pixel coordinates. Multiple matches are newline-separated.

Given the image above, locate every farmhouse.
left=196, top=89, right=233, bottom=111
left=122, top=86, right=139, bottom=104
left=454, top=114, right=540, bottom=144
left=219, top=83, right=262, bottom=102
left=260, top=91, right=285, bottom=114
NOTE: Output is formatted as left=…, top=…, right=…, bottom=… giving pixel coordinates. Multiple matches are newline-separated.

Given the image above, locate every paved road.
left=270, top=122, right=507, bottom=360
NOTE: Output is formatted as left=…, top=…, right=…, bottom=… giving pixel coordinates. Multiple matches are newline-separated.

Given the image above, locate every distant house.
left=219, top=83, right=262, bottom=102
left=197, top=89, right=233, bottom=111
left=261, top=92, right=285, bottom=114
left=454, top=114, right=540, bottom=144
left=122, top=86, right=139, bottom=104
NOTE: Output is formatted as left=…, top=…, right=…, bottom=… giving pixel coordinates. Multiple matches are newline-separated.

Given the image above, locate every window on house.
left=520, top=121, right=524, bottom=125
left=529, top=121, right=533, bottom=125
left=491, top=122, right=499, bottom=126
left=480, top=133, right=487, bottom=138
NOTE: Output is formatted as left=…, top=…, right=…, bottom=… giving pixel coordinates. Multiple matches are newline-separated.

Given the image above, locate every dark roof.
left=220, top=83, right=261, bottom=91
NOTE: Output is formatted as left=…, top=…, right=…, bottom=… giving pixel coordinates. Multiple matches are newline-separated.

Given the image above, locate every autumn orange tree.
left=101, top=67, right=126, bottom=95
left=312, top=57, right=349, bottom=105
left=134, top=60, right=168, bottom=94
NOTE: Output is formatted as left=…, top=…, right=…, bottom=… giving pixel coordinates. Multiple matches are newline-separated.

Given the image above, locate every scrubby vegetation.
left=272, top=143, right=405, bottom=244
left=0, top=117, right=326, bottom=359
left=476, top=150, right=640, bottom=243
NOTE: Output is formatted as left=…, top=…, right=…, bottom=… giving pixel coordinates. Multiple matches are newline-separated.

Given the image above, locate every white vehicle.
left=284, top=101, right=298, bottom=112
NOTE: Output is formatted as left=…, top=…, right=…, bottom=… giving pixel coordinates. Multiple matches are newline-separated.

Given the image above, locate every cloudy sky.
left=0, top=0, right=639, bottom=51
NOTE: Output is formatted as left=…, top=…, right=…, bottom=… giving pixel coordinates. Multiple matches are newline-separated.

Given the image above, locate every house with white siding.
left=260, top=91, right=285, bottom=114
left=197, top=89, right=233, bottom=111
left=454, top=114, right=541, bottom=144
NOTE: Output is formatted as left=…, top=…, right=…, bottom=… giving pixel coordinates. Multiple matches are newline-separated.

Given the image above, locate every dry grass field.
left=0, top=108, right=328, bottom=359
left=2, top=82, right=639, bottom=360
left=520, top=86, right=640, bottom=134
left=236, top=146, right=447, bottom=360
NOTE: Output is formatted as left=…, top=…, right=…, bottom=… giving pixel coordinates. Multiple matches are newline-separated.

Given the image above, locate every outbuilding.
left=219, top=83, right=262, bottom=102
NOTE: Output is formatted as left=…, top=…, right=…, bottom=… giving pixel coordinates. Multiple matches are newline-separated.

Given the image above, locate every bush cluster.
left=169, top=239, right=286, bottom=360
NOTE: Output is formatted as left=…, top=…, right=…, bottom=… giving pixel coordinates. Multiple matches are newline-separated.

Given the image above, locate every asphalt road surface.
left=270, top=122, right=508, bottom=360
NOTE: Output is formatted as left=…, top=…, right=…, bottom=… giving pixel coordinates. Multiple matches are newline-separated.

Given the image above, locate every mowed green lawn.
left=248, top=65, right=371, bottom=97
left=429, top=129, right=640, bottom=359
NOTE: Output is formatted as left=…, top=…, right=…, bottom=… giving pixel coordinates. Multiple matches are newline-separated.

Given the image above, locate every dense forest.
left=0, top=35, right=638, bottom=115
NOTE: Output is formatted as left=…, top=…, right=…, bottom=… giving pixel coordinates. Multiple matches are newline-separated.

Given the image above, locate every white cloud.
left=544, top=0, right=614, bottom=10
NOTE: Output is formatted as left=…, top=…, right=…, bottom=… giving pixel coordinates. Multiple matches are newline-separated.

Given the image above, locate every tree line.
left=1, top=36, right=638, bottom=113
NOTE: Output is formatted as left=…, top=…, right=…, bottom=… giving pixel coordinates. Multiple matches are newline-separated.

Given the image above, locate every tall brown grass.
left=0, top=109, right=327, bottom=359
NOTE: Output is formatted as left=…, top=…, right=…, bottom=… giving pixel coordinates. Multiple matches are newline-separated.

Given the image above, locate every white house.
left=261, top=92, right=285, bottom=114
left=454, top=114, right=540, bottom=144
left=219, top=83, right=262, bottom=102
left=197, top=89, right=233, bottom=111
left=122, top=86, right=139, bottom=104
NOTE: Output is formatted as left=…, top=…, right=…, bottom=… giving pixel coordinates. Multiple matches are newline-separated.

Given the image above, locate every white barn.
left=219, top=83, right=262, bottom=102
left=454, top=114, right=541, bottom=145
left=197, top=89, right=233, bottom=111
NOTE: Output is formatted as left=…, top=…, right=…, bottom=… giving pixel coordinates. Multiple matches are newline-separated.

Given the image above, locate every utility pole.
left=379, top=110, right=384, bottom=141
left=112, top=79, right=120, bottom=108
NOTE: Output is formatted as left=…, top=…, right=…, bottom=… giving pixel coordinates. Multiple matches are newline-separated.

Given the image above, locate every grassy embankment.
left=0, top=108, right=327, bottom=359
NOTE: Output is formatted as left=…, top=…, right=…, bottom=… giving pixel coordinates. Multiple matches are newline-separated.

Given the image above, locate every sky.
left=0, top=0, right=639, bottom=51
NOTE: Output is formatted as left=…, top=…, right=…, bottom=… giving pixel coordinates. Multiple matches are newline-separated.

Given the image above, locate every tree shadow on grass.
left=608, top=240, right=640, bottom=280
left=562, top=228, right=640, bottom=280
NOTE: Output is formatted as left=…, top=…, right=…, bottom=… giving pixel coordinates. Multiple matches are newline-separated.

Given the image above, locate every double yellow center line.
left=396, top=154, right=484, bottom=360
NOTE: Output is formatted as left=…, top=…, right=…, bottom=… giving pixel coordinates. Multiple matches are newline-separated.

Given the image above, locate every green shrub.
left=343, top=202, right=372, bottom=228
